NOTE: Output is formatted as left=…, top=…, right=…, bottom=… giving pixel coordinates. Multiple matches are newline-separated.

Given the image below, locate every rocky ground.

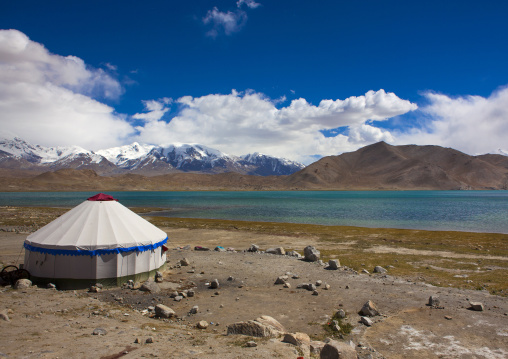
left=1, top=227, right=508, bottom=359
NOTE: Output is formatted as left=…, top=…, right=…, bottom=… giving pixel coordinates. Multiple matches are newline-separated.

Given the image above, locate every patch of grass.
left=320, top=311, right=353, bottom=340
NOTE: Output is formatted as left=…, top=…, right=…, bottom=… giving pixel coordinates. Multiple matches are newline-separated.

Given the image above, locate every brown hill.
left=1, top=142, right=507, bottom=191
left=285, top=142, right=508, bottom=190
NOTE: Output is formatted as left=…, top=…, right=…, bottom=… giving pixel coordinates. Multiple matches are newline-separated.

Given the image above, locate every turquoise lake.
left=1, top=191, right=507, bottom=234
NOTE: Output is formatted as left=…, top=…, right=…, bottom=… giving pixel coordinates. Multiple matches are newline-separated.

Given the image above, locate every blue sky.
left=1, top=0, right=507, bottom=163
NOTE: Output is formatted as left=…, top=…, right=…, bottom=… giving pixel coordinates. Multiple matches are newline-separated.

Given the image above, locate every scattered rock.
left=134, top=337, right=140, bottom=344
left=335, top=309, right=346, bottom=319
left=428, top=295, right=440, bottom=307
left=359, top=300, right=379, bottom=317
left=316, top=280, right=322, bottom=286
left=139, top=281, right=161, bottom=293
left=145, top=337, right=154, bottom=343
left=283, top=282, right=291, bottom=289
left=247, top=244, right=259, bottom=252
left=312, top=290, right=319, bottom=296
left=155, top=304, right=175, bottom=318
left=197, top=320, right=209, bottom=329
left=270, top=247, right=286, bottom=255
left=194, top=246, right=210, bottom=251
left=174, top=295, right=183, bottom=302
left=92, top=328, right=107, bottom=336
left=308, top=283, right=317, bottom=291
left=320, top=339, right=357, bottom=359
left=373, top=266, right=387, bottom=274
left=47, top=283, right=56, bottom=289
left=470, top=302, right=484, bottom=311
left=0, top=310, right=10, bottom=322
left=287, top=251, right=302, bottom=258
left=189, top=305, right=199, bottom=315
left=14, top=279, right=31, bottom=289
left=89, top=285, right=101, bottom=293
left=445, top=315, right=453, bottom=320
left=187, top=290, right=195, bottom=297
left=274, top=276, right=289, bottom=285
left=154, top=271, right=163, bottom=283
left=362, top=269, right=370, bottom=274
left=210, top=279, right=220, bottom=289
left=304, top=245, right=320, bottom=262
left=180, top=258, right=191, bottom=266
left=227, top=315, right=285, bottom=338
left=310, top=341, right=326, bottom=355
left=328, top=259, right=340, bottom=270
left=323, top=283, right=331, bottom=290
left=360, top=316, right=373, bottom=326
left=227, top=276, right=235, bottom=281
left=245, top=341, right=257, bottom=347
left=283, top=332, right=311, bottom=347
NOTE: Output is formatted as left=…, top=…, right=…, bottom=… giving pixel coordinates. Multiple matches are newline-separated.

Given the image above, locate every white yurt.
left=23, top=193, right=168, bottom=288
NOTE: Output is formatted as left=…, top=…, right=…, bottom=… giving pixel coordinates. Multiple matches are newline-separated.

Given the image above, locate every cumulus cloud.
left=203, top=7, right=248, bottom=37
left=395, top=87, right=508, bottom=155
left=132, top=98, right=172, bottom=122
left=134, top=89, right=417, bottom=163
left=0, top=29, right=132, bottom=149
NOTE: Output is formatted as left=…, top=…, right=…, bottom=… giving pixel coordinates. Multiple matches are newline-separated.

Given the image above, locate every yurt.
left=23, top=193, right=168, bottom=289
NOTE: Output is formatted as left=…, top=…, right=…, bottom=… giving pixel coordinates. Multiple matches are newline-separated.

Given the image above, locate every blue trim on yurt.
left=24, top=237, right=168, bottom=257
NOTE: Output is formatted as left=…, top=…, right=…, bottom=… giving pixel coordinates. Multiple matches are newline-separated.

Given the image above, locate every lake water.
left=1, top=191, right=507, bottom=234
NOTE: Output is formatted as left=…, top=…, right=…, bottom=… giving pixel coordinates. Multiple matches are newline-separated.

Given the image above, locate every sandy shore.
left=1, top=222, right=508, bottom=358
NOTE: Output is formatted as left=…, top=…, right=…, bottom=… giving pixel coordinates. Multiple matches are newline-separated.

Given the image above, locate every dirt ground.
left=1, top=227, right=508, bottom=359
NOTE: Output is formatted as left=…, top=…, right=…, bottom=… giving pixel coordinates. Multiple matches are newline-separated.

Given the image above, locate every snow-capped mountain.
left=240, top=152, right=305, bottom=176
left=0, top=137, right=305, bottom=176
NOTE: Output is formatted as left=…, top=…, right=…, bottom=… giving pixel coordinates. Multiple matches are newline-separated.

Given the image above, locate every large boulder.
left=227, top=315, right=286, bottom=338
left=320, top=339, right=357, bottom=359
left=304, top=246, right=320, bottom=262
left=154, top=304, right=175, bottom=318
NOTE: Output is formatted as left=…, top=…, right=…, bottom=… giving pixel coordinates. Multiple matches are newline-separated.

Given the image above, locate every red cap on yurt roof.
left=87, top=193, right=118, bottom=201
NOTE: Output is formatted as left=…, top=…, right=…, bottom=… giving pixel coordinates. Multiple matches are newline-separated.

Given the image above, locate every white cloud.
left=203, top=7, right=248, bottom=37
left=395, top=87, right=508, bottom=155
left=134, top=89, right=417, bottom=163
left=132, top=98, right=172, bottom=122
left=237, top=0, right=261, bottom=9
left=0, top=29, right=132, bottom=150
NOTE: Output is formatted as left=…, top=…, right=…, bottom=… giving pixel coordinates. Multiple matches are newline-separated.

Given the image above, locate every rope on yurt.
left=15, top=244, right=24, bottom=267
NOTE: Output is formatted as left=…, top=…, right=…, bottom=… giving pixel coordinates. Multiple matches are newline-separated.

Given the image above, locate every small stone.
left=210, top=279, right=219, bottom=289
left=47, top=283, right=56, bottom=289
left=323, top=283, right=331, bottom=290
left=360, top=300, right=379, bottom=317
left=89, top=285, right=101, bottom=293
left=245, top=341, right=257, bottom=347
left=274, top=276, right=289, bottom=285
left=189, top=306, right=199, bottom=315
left=444, top=315, right=452, bottom=320
left=180, top=258, right=190, bottom=266
left=146, top=337, right=154, bottom=343
left=197, top=321, right=209, bottom=329
left=470, top=302, right=484, bottom=311
left=335, top=309, right=346, bottom=319
left=312, top=290, right=319, bottom=296
left=227, top=276, right=234, bottom=281
left=283, top=282, right=291, bottom=289
left=0, top=310, right=10, bottom=322
left=134, top=337, right=140, bottom=344
left=360, top=316, right=373, bottom=326
left=187, top=290, right=195, bottom=297
left=266, top=247, right=285, bottom=255
left=174, top=296, right=183, bottom=302
left=247, top=244, right=259, bottom=252
left=428, top=295, right=440, bottom=307
left=328, top=259, right=340, bottom=270
left=316, top=280, right=322, bottom=287
left=374, top=266, right=387, bottom=274
left=155, top=304, right=175, bottom=318
left=307, top=283, right=317, bottom=291
left=92, top=328, right=107, bottom=336
left=139, top=281, right=161, bottom=293
left=362, top=269, right=370, bottom=274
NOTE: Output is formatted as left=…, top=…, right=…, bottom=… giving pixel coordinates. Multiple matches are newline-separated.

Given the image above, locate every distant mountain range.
left=1, top=140, right=507, bottom=191
left=0, top=137, right=305, bottom=177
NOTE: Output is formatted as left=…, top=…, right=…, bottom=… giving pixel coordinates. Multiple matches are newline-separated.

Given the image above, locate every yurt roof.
left=24, top=193, right=167, bottom=256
